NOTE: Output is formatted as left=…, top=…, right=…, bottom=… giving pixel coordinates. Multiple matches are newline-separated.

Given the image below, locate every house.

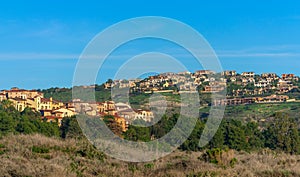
left=115, top=102, right=132, bottom=111
left=39, top=97, right=63, bottom=110
left=195, top=70, right=215, bottom=75
left=40, top=108, right=76, bottom=126
left=282, top=74, right=298, bottom=81
left=52, top=108, right=76, bottom=118
left=8, top=97, right=30, bottom=112
left=202, top=85, right=225, bottom=93
left=72, top=100, right=97, bottom=116
left=134, top=109, right=154, bottom=122
left=114, top=116, right=128, bottom=132
left=230, top=77, right=237, bottom=82
left=242, top=77, right=255, bottom=85
left=261, top=73, right=277, bottom=78
left=241, top=72, right=255, bottom=77
left=255, top=95, right=289, bottom=103
left=0, top=88, right=64, bottom=112
left=97, top=101, right=116, bottom=115
left=277, top=80, right=294, bottom=93
left=0, top=87, right=43, bottom=100
left=42, top=116, right=64, bottom=126
left=213, top=97, right=255, bottom=106
left=0, top=93, right=6, bottom=101
left=222, top=70, right=237, bottom=76
left=163, top=81, right=170, bottom=88
left=117, top=108, right=136, bottom=120
left=254, top=80, right=270, bottom=87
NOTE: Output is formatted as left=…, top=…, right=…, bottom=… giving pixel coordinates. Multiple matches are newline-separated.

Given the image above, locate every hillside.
left=0, top=134, right=300, bottom=177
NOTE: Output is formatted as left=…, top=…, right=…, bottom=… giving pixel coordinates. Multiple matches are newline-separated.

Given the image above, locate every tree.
left=179, top=120, right=205, bottom=151
left=264, top=112, right=300, bottom=154
left=244, top=122, right=264, bottom=150
left=60, top=117, right=83, bottom=139
left=0, top=112, right=15, bottom=136
left=103, top=115, right=123, bottom=137
left=209, top=127, right=225, bottom=149
left=124, top=125, right=151, bottom=142
left=223, top=119, right=248, bottom=151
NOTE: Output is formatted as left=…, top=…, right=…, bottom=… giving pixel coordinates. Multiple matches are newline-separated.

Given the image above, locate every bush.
left=31, top=145, right=50, bottom=154
left=203, top=148, right=237, bottom=167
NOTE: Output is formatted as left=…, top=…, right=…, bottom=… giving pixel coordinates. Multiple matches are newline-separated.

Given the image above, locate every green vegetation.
left=198, top=102, right=300, bottom=126
left=42, top=84, right=111, bottom=102
left=2, top=87, right=300, bottom=176
left=203, top=148, right=236, bottom=167
left=32, top=145, right=50, bottom=153
left=0, top=100, right=60, bottom=137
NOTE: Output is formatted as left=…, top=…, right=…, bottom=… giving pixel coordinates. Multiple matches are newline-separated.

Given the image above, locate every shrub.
left=203, top=148, right=237, bottom=167
left=31, top=145, right=50, bottom=154
left=144, top=163, right=154, bottom=169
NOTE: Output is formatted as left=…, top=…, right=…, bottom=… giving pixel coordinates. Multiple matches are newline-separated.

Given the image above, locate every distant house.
left=255, top=95, right=289, bottom=103
left=282, top=74, right=298, bottom=81
left=213, top=97, right=255, bottom=106
left=40, top=108, right=76, bottom=126
left=134, top=109, right=154, bottom=122
left=195, top=70, right=215, bottom=75
left=52, top=108, right=76, bottom=118
left=0, top=93, right=7, bottom=101
left=114, top=116, right=128, bottom=132
left=202, top=85, right=225, bottom=93
left=254, top=80, right=270, bottom=87
left=222, top=70, right=237, bottom=76
left=241, top=72, right=255, bottom=78
left=261, top=73, right=277, bottom=78
left=8, top=97, right=30, bottom=112
left=39, top=97, right=64, bottom=110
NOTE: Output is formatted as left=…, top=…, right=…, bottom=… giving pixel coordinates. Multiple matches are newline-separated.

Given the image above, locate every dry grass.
left=0, top=134, right=300, bottom=177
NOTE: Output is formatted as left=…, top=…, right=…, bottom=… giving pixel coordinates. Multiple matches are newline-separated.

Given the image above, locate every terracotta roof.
left=41, top=98, right=51, bottom=102
left=43, top=116, right=63, bottom=120
left=54, top=111, right=64, bottom=113
left=53, top=108, right=75, bottom=112
left=6, top=89, right=27, bottom=92
left=118, top=108, right=134, bottom=113
left=40, top=110, right=52, bottom=112
left=9, top=98, right=27, bottom=101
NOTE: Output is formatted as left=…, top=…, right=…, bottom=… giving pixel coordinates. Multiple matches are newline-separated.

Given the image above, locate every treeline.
left=0, top=100, right=81, bottom=139
left=0, top=100, right=60, bottom=137
left=124, top=112, right=300, bottom=154
left=41, top=84, right=111, bottom=102
left=1, top=100, right=300, bottom=155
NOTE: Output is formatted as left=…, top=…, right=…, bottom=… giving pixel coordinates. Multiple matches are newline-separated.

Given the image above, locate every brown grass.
left=0, top=134, right=300, bottom=177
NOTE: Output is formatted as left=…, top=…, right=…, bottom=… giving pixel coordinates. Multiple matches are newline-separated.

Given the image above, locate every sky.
left=1, top=1, right=300, bottom=89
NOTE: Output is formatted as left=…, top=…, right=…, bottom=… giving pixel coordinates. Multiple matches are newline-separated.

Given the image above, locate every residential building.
left=282, top=74, right=298, bottom=81
left=39, top=97, right=64, bottom=110
left=0, top=93, right=6, bottom=101
left=222, top=70, right=237, bottom=76
left=195, top=70, right=215, bottom=75
left=241, top=72, right=255, bottom=77
left=255, top=95, right=289, bottom=103
left=134, top=109, right=154, bottom=122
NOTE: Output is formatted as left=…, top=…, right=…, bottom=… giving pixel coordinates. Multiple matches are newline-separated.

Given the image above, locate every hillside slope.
left=0, top=134, right=300, bottom=177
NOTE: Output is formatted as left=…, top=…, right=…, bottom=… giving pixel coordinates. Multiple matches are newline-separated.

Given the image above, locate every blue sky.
left=1, top=1, right=300, bottom=89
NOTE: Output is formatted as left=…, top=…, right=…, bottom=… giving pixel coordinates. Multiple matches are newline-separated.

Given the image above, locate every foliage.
left=0, top=101, right=60, bottom=137
left=203, top=148, right=236, bottom=167
left=264, top=112, right=300, bottom=154
left=60, top=116, right=83, bottom=139
left=32, top=145, right=50, bottom=154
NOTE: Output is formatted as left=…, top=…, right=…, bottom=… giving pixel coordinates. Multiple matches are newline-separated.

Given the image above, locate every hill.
left=0, top=134, right=300, bottom=177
